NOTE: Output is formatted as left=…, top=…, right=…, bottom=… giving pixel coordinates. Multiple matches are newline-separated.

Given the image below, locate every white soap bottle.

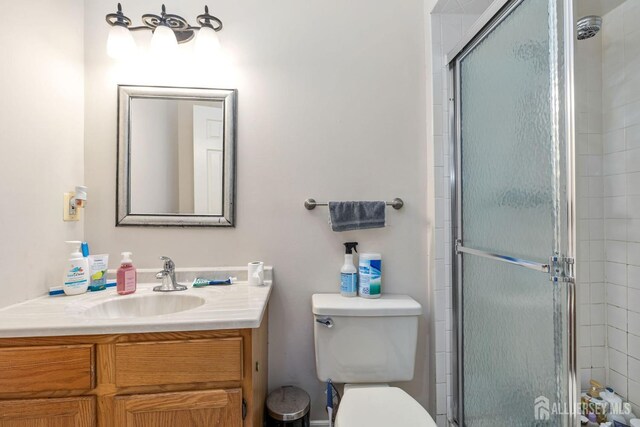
left=340, top=242, right=358, bottom=297
left=63, top=241, right=90, bottom=296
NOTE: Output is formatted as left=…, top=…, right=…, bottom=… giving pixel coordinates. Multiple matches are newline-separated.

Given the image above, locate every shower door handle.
left=455, top=241, right=550, bottom=273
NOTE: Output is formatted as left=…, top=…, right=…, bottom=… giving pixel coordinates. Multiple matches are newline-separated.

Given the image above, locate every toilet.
left=312, top=293, right=436, bottom=427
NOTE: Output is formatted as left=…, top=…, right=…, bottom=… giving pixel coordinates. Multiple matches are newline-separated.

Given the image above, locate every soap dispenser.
left=341, top=242, right=358, bottom=297
left=63, top=241, right=90, bottom=296
left=117, top=252, right=137, bottom=295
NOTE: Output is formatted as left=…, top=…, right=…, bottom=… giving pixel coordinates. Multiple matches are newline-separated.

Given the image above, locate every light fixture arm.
left=105, top=3, right=132, bottom=28
left=105, top=3, right=223, bottom=44
left=196, top=6, right=223, bottom=31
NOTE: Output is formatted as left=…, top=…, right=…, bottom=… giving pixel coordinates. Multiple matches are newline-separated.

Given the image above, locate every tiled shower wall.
left=599, top=1, right=640, bottom=412
left=429, top=9, right=482, bottom=427
left=575, top=0, right=606, bottom=391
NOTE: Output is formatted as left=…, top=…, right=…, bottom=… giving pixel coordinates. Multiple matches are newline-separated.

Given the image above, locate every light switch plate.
left=63, top=192, right=79, bottom=221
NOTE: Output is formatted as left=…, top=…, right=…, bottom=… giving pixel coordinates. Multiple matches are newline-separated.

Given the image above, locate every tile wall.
left=575, top=0, right=607, bottom=391
left=600, top=1, right=640, bottom=413
left=429, top=10, right=480, bottom=427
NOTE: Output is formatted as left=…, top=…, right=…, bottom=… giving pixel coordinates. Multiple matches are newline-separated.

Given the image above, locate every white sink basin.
left=83, top=293, right=206, bottom=319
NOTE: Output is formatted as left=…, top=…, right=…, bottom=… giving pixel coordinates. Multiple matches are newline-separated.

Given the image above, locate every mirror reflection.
left=129, top=98, right=225, bottom=215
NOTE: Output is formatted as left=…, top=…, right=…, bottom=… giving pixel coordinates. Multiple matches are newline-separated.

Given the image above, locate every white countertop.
left=0, top=276, right=272, bottom=338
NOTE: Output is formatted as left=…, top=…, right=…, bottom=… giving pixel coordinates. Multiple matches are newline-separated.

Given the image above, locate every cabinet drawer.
left=0, top=344, right=94, bottom=394
left=115, top=338, right=242, bottom=387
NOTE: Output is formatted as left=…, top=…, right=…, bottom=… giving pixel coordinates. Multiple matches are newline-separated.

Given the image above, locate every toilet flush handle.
left=316, top=317, right=334, bottom=328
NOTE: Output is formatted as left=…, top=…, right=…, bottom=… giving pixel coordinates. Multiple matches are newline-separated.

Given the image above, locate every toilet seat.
left=335, top=386, right=436, bottom=427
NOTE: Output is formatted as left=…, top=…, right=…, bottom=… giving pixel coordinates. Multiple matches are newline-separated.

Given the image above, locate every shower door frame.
left=446, top=0, right=578, bottom=425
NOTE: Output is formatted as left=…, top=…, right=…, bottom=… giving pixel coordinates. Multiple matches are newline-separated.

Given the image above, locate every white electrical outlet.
left=63, top=192, right=79, bottom=221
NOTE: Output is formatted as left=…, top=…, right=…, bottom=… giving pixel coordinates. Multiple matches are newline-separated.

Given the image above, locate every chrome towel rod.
left=304, top=198, right=404, bottom=210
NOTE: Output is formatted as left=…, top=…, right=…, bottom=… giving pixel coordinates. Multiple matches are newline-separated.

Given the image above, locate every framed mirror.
left=117, top=85, right=236, bottom=226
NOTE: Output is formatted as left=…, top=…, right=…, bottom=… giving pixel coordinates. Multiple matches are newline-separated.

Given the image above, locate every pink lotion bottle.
left=117, top=252, right=137, bottom=295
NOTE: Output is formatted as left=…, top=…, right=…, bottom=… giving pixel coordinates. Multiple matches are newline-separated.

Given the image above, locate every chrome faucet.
left=153, top=256, right=187, bottom=292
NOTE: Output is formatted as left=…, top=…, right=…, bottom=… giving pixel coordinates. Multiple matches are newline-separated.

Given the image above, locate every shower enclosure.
left=441, top=0, right=640, bottom=424
left=447, top=0, right=577, bottom=425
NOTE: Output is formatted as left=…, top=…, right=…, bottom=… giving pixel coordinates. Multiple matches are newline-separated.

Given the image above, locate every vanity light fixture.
left=105, top=3, right=222, bottom=59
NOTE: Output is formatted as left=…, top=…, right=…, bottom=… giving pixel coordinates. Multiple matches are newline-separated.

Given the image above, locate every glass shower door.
left=450, top=0, right=575, bottom=425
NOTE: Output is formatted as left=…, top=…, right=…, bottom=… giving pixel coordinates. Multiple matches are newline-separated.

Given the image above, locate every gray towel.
left=328, top=201, right=386, bottom=232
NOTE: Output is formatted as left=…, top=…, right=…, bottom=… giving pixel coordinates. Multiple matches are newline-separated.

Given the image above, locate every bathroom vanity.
left=0, top=269, right=271, bottom=427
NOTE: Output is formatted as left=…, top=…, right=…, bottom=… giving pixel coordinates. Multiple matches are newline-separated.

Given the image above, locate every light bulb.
left=151, top=25, right=178, bottom=55
left=107, top=24, right=136, bottom=60
left=195, top=26, right=221, bottom=55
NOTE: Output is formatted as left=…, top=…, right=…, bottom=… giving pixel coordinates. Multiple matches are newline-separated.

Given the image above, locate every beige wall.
left=0, top=0, right=85, bottom=308
left=84, top=0, right=430, bottom=419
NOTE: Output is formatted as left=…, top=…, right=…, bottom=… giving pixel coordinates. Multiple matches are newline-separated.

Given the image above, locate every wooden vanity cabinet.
left=0, top=316, right=267, bottom=427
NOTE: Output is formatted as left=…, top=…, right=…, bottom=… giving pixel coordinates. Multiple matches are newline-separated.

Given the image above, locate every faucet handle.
left=160, top=256, right=175, bottom=272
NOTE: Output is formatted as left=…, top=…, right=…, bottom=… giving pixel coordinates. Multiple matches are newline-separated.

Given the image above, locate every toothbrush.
left=191, top=277, right=236, bottom=288
left=49, top=282, right=116, bottom=296
left=327, top=380, right=334, bottom=427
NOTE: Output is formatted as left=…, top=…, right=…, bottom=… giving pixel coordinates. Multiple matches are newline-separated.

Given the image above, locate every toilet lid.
left=335, top=386, right=436, bottom=427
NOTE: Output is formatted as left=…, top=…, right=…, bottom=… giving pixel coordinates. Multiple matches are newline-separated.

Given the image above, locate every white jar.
left=359, top=253, right=382, bottom=298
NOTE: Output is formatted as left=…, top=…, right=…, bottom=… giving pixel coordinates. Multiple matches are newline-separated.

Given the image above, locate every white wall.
left=84, top=0, right=430, bottom=419
left=0, top=0, right=85, bottom=308
left=423, top=0, right=438, bottom=418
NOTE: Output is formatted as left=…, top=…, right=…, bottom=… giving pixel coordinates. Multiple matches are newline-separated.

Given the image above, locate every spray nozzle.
left=344, top=242, right=358, bottom=254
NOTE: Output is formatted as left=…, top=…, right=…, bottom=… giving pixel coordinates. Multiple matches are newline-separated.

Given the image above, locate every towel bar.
left=304, top=198, right=404, bottom=210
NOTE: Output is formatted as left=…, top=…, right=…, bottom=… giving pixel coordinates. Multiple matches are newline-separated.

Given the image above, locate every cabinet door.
left=113, top=389, right=242, bottom=427
left=0, top=396, right=95, bottom=427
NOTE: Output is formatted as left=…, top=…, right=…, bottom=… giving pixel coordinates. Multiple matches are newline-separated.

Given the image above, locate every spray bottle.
left=340, top=242, right=358, bottom=297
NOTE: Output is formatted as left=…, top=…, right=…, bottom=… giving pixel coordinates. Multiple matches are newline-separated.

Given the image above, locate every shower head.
left=577, top=15, right=602, bottom=40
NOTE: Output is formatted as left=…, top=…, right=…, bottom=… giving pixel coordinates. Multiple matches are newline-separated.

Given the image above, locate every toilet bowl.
left=312, top=293, right=437, bottom=427
left=335, top=385, right=436, bottom=427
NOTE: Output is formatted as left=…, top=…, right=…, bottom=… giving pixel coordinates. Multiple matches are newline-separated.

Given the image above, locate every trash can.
left=266, top=386, right=310, bottom=427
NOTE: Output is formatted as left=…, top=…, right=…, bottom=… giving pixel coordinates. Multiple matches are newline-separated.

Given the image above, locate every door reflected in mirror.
left=117, top=86, right=236, bottom=227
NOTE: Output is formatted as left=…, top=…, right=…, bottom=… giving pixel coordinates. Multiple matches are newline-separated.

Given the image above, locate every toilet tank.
left=312, top=293, right=422, bottom=383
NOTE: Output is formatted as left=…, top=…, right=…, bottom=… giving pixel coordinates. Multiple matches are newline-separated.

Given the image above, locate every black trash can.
left=266, top=386, right=310, bottom=427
